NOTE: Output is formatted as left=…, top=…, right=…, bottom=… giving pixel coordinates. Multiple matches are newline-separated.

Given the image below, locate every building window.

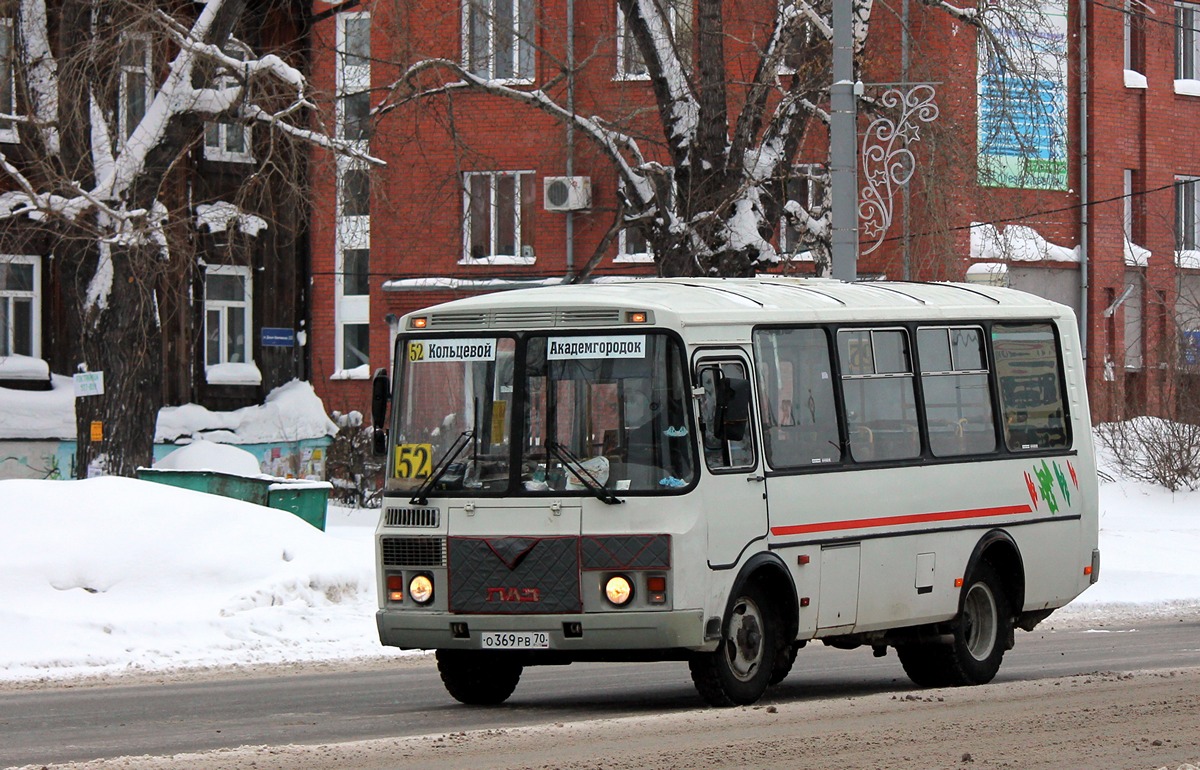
left=119, top=35, right=152, bottom=142
left=1178, top=2, right=1200, bottom=80
left=342, top=248, right=369, bottom=295
left=0, top=18, right=15, bottom=143
left=463, top=171, right=535, bottom=262
left=617, top=170, right=673, bottom=262
left=204, top=44, right=253, bottom=163
left=1178, top=176, right=1199, bottom=251
left=1125, top=0, right=1146, bottom=73
left=0, top=255, right=39, bottom=358
left=204, top=265, right=252, bottom=366
left=341, top=168, right=371, bottom=217
left=341, top=15, right=371, bottom=69
left=776, top=1, right=813, bottom=75
left=341, top=91, right=371, bottom=141
left=616, top=1, right=693, bottom=79
left=465, top=0, right=535, bottom=81
left=779, top=165, right=823, bottom=255
left=341, top=322, right=370, bottom=370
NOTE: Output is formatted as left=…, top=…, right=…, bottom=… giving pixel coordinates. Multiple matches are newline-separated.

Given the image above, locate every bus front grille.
left=381, top=536, right=446, bottom=567
left=384, top=507, right=440, bottom=528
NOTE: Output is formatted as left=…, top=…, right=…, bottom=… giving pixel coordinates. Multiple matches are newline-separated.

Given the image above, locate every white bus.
left=370, top=277, right=1099, bottom=707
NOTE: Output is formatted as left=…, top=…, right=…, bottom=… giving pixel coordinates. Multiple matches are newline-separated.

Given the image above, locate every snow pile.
left=156, top=379, right=338, bottom=444
left=152, top=440, right=265, bottom=477
left=0, top=477, right=388, bottom=682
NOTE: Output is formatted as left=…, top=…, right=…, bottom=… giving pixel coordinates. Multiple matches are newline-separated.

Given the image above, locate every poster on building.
left=977, top=1, right=1069, bottom=190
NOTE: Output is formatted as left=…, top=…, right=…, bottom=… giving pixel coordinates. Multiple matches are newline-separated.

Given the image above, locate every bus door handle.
left=746, top=474, right=765, bottom=483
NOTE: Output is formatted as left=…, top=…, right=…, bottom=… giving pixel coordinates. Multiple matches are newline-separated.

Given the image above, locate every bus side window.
left=993, top=323, right=1070, bottom=451
left=697, top=363, right=755, bottom=471
left=753, top=328, right=841, bottom=468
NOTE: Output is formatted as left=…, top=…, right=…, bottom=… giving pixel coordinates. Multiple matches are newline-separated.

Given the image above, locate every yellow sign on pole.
left=90, top=421, right=103, bottom=442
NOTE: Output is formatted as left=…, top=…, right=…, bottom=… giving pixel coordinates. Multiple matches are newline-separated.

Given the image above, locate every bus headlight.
left=409, top=574, right=434, bottom=605
left=604, top=575, right=633, bottom=606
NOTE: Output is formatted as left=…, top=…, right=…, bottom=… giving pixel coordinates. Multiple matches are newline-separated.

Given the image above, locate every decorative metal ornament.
left=858, top=84, right=939, bottom=255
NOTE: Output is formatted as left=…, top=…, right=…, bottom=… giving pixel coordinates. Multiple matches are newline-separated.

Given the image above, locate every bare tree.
left=378, top=0, right=1064, bottom=280
left=0, top=0, right=375, bottom=477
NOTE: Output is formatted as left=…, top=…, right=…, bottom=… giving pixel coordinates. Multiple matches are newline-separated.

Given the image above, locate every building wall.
left=307, top=0, right=1200, bottom=424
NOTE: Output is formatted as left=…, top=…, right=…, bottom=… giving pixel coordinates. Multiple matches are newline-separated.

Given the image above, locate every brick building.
left=306, top=0, right=1200, bottom=425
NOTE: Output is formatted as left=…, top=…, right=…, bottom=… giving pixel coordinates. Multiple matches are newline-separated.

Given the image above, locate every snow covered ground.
left=1, top=449, right=1197, bottom=685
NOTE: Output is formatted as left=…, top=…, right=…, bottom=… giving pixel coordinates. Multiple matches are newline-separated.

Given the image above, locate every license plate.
left=480, top=631, right=550, bottom=650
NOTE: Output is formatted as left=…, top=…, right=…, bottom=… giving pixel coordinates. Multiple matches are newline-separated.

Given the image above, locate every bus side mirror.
left=716, top=377, right=750, bottom=441
left=371, top=367, right=390, bottom=456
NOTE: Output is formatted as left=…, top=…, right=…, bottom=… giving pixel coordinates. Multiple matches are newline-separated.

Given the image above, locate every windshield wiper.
left=410, top=430, right=474, bottom=505
left=545, top=441, right=623, bottom=506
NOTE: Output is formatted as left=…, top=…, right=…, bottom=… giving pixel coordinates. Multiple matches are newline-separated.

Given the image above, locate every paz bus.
left=369, top=277, right=1099, bottom=707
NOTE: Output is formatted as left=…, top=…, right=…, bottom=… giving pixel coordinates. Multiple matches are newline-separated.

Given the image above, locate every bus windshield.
left=521, top=333, right=695, bottom=494
left=388, top=332, right=696, bottom=497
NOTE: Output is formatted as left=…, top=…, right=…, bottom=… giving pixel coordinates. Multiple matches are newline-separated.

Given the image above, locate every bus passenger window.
left=697, top=363, right=755, bottom=471
left=918, top=326, right=997, bottom=457
left=993, top=323, right=1070, bottom=451
left=753, top=328, right=841, bottom=468
left=837, top=328, right=920, bottom=462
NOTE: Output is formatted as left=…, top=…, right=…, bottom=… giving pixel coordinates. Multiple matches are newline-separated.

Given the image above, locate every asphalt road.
left=2, top=613, right=1198, bottom=768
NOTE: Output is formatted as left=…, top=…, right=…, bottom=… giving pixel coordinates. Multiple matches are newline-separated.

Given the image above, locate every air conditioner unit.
left=544, top=176, right=592, bottom=212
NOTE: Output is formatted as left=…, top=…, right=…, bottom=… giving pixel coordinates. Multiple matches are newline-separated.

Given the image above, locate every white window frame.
left=1177, top=2, right=1200, bottom=81
left=461, top=170, right=535, bottom=265
left=779, top=164, right=823, bottom=256
left=0, top=254, right=41, bottom=358
left=1178, top=176, right=1200, bottom=253
left=615, top=1, right=692, bottom=80
left=463, top=0, right=535, bottom=83
left=118, top=34, right=152, bottom=145
left=775, top=0, right=812, bottom=76
left=0, top=18, right=17, bottom=144
left=617, top=170, right=674, bottom=263
left=204, top=264, right=253, bottom=368
left=203, top=43, right=253, bottom=163
left=337, top=12, right=371, bottom=144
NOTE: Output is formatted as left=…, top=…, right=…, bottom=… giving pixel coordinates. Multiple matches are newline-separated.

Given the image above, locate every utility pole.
left=830, top=0, right=859, bottom=282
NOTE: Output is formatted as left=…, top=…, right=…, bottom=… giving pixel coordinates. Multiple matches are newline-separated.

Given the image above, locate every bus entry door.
left=696, top=355, right=768, bottom=568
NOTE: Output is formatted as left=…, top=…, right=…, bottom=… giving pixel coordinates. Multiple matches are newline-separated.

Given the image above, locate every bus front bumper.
left=376, top=609, right=709, bottom=652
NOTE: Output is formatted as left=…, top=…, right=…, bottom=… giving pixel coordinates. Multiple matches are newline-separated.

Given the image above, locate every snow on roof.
left=195, top=201, right=269, bottom=237
left=156, top=380, right=338, bottom=445
left=971, top=223, right=1080, bottom=263
left=0, top=355, right=50, bottom=381
left=1, top=376, right=337, bottom=444
left=0, top=374, right=76, bottom=440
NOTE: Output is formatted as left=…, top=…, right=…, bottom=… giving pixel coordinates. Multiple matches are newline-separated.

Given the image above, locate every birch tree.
left=381, top=0, right=1065, bottom=279
left=0, top=0, right=375, bottom=477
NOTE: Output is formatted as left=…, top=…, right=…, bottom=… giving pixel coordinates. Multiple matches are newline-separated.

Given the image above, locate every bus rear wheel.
left=898, top=561, right=1012, bottom=688
left=436, top=649, right=523, bottom=706
left=689, top=582, right=779, bottom=707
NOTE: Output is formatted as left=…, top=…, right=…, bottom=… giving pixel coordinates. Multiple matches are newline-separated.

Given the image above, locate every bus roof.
left=404, top=277, right=1076, bottom=331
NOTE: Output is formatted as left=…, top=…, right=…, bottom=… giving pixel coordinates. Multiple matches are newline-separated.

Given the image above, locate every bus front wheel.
left=436, top=649, right=523, bottom=706
left=689, top=582, right=779, bottom=707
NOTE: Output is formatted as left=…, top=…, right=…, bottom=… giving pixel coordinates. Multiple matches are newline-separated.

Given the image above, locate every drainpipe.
left=1079, top=0, right=1090, bottom=361
left=565, top=0, right=576, bottom=281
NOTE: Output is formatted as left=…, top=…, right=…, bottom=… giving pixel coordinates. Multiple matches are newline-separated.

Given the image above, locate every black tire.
left=435, top=649, right=523, bottom=706
left=769, top=642, right=799, bottom=686
left=897, top=561, right=1013, bottom=688
left=689, top=581, right=779, bottom=707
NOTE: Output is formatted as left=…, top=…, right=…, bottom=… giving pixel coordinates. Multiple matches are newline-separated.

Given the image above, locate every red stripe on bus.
left=769, top=504, right=1035, bottom=537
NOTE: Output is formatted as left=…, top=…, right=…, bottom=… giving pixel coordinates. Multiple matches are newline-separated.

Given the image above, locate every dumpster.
left=137, top=468, right=331, bottom=530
